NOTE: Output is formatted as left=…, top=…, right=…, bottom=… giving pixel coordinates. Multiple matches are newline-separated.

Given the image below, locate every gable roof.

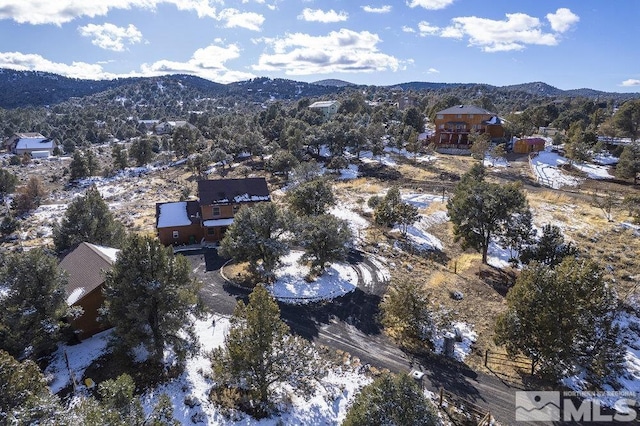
left=309, top=100, right=338, bottom=108
left=15, top=138, right=56, bottom=150
left=198, top=178, right=270, bottom=206
left=59, top=242, right=119, bottom=306
left=436, top=105, right=496, bottom=115
left=156, top=200, right=200, bottom=228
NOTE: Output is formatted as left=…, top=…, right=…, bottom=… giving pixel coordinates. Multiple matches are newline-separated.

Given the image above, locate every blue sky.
left=0, top=0, right=638, bottom=92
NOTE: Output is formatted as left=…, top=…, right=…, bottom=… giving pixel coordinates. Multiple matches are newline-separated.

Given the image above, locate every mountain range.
left=1, top=68, right=638, bottom=110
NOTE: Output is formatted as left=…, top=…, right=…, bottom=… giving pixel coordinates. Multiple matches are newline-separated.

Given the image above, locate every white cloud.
left=362, top=5, right=392, bottom=13
left=78, top=23, right=142, bottom=52
left=417, top=21, right=439, bottom=36
left=218, top=8, right=264, bottom=31
left=546, top=8, right=579, bottom=33
left=0, top=1, right=227, bottom=25
left=621, top=79, right=640, bottom=87
left=298, top=8, right=348, bottom=23
left=441, top=13, right=560, bottom=52
left=0, top=51, right=120, bottom=79
left=141, top=43, right=256, bottom=83
left=428, top=67, right=439, bottom=73
left=253, top=28, right=399, bottom=75
left=402, top=26, right=415, bottom=33
left=407, top=0, right=455, bottom=10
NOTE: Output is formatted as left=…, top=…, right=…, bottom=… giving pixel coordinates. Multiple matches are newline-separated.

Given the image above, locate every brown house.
left=156, top=177, right=271, bottom=246
left=513, top=137, right=546, bottom=154
left=59, top=242, right=118, bottom=340
left=434, top=105, right=505, bottom=147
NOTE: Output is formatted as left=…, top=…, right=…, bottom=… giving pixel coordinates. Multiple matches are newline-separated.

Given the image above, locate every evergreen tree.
left=0, top=350, right=62, bottom=425
left=297, top=214, right=352, bottom=273
left=343, top=373, right=438, bottom=426
left=613, top=99, right=640, bottom=142
left=286, top=178, right=335, bottom=216
left=495, top=258, right=624, bottom=383
left=381, top=279, right=434, bottom=347
left=219, top=202, right=289, bottom=282
left=69, top=150, right=90, bottom=181
left=146, top=394, right=180, bottom=426
left=520, top=224, right=578, bottom=267
left=210, top=285, right=325, bottom=417
left=53, top=186, right=126, bottom=252
left=266, top=149, right=299, bottom=180
left=395, top=201, right=420, bottom=237
left=469, top=131, right=491, bottom=160
left=103, top=235, right=204, bottom=364
left=447, top=165, right=531, bottom=264
left=0, top=168, right=18, bottom=199
left=0, top=248, right=69, bottom=360
left=129, top=138, right=154, bottom=166
left=112, top=143, right=128, bottom=170
left=373, top=186, right=402, bottom=227
left=98, top=374, right=144, bottom=424
left=615, top=143, right=640, bottom=184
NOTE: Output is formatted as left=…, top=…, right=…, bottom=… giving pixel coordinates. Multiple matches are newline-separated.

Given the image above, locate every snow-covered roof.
left=436, top=105, right=495, bottom=115
left=198, top=178, right=270, bottom=206
left=203, top=218, right=234, bottom=227
left=88, top=243, right=120, bottom=263
left=157, top=202, right=193, bottom=228
left=15, top=138, right=56, bottom=150
left=309, top=100, right=338, bottom=108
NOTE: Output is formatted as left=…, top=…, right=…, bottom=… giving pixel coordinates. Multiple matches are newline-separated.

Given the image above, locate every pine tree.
left=103, top=235, right=204, bottom=364
left=53, top=185, right=126, bottom=252
left=343, top=373, right=438, bottom=426
left=494, top=258, right=624, bottom=383
left=615, top=143, right=640, bottom=184
left=0, top=248, right=69, bottom=360
left=219, top=202, right=289, bottom=282
left=0, top=350, right=62, bottom=425
left=98, top=374, right=144, bottom=424
left=210, top=285, right=325, bottom=417
left=519, top=224, right=577, bottom=267
left=447, top=165, right=531, bottom=264
left=381, top=279, right=434, bottom=347
left=69, top=150, right=90, bottom=181
left=297, top=214, right=352, bottom=273
left=146, top=394, right=180, bottom=426
left=373, top=186, right=402, bottom=227
left=286, top=178, right=335, bottom=216
left=0, top=168, right=18, bottom=199
left=112, top=144, right=128, bottom=170
left=129, top=138, right=154, bottom=166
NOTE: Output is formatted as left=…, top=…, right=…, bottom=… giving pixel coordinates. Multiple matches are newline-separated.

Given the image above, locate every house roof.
left=309, top=101, right=338, bottom=108
left=15, top=138, right=56, bottom=150
left=515, top=137, right=546, bottom=145
left=436, top=105, right=496, bottom=115
left=156, top=200, right=200, bottom=228
left=14, top=132, right=45, bottom=139
left=59, top=242, right=119, bottom=306
left=198, top=178, right=270, bottom=206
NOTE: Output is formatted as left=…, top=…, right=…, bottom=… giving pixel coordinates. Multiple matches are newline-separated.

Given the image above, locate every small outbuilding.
left=513, top=137, right=546, bottom=154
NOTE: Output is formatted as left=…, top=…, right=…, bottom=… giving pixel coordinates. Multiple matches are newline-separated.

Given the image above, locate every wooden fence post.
left=439, top=387, right=444, bottom=407
left=484, top=349, right=489, bottom=368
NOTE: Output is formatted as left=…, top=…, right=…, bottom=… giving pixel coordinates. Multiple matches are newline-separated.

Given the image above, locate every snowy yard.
left=529, top=150, right=615, bottom=189
left=45, top=314, right=373, bottom=425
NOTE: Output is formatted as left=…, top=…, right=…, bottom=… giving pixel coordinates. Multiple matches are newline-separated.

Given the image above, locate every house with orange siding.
left=433, top=105, right=505, bottom=147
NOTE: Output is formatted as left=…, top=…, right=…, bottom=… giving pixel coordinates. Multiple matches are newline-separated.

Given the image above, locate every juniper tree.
left=0, top=168, right=18, bottom=199
left=447, top=164, right=531, bottom=264
left=297, top=214, right=352, bottom=273
left=495, top=258, right=624, bottom=383
left=219, top=202, right=289, bottom=282
left=286, top=178, right=335, bottom=216
left=111, top=143, right=128, bottom=170
left=12, top=176, right=46, bottom=215
left=210, top=285, right=325, bottom=417
left=615, top=143, right=640, bottom=184
left=0, top=350, right=62, bottom=425
left=102, top=235, right=205, bottom=364
left=381, top=278, right=434, bottom=347
left=53, top=185, right=126, bottom=253
left=343, top=373, right=438, bottom=426
left=520, top=224, right=578, bottom=267
left=0, top=248, right=69, bottom=360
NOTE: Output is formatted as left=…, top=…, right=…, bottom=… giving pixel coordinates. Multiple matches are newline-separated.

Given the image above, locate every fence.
left=484, top=349, right=534, bottom=376
left=528, top=152, right=555, bottom=188
left=438, top=387, right=492, bottom=425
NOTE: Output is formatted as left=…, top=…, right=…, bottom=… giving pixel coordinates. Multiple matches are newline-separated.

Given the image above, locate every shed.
left=513, top=137, right=546, bottom=154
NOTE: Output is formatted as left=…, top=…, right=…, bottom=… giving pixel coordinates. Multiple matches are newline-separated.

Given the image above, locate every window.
left=207, top=228, right=216, bottom=236
left=172, top=230, right=179, bottom=239
left=212, top=206, right=220, bottom=216
left=456, top=114, right=462, bottom=118
left=468, top=114, right=474, bottom=118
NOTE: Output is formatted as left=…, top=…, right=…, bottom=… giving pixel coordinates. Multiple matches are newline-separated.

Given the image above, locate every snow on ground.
left=29, top=203, right=67, bottom=237
left=593, top=152, right=619, bottom=165
left=433, top=322, right=477, bottom=362
left=483, top=154, right=509, bottom=168
left=268, top=251, right=358, bottom=303
left=402, top=193, right=446, bottom=209
left=572, top=161, right=614, bottom=180
left=47, top=314, right=372, bottom=425
left=390, top=215, right=444, bottom=251
left=487, top=241, right=515, bottom=269
left=45, top=329, right=113, bottom=393
left=562, top=308, right=640, bottom=411
left=329, top=203, right=369, bottom=242
left=530, top=151, right=581, bottom=189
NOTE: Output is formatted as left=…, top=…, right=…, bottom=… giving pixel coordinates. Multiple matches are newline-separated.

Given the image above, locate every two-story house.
left=309, top=100, right=340, bottom=121
left=433, top=105, right=505, bottom=147
left=5, top=132, right=57, bottom=157
left=156, top=178, right=271, bottom=246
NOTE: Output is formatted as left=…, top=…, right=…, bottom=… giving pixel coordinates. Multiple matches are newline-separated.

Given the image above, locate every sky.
left=0, top=0, right=638, bottom=93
